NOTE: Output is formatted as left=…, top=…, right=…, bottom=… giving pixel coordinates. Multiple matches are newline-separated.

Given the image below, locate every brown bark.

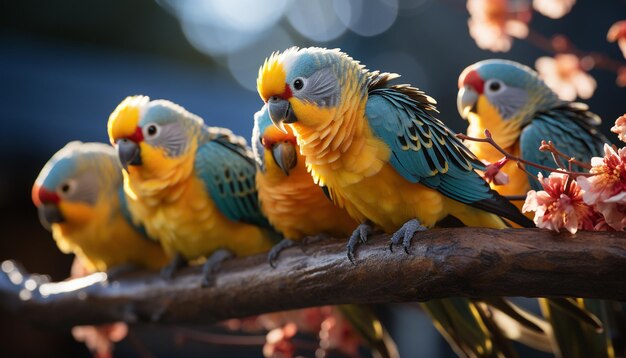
left=1, top=228, right=625, bottom=328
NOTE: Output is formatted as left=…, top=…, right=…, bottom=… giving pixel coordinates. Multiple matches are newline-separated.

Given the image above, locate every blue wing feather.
left=365, top=78, right=533, bottom=227
left=195, top=129, right=271, bottom=228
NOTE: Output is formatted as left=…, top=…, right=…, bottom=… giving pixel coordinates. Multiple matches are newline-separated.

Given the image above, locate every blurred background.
left=1, top=0, right=624, bottom=356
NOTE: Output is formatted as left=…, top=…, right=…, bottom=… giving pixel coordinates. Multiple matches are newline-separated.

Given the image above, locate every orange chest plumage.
left=257, top=155, right=357, bottom=240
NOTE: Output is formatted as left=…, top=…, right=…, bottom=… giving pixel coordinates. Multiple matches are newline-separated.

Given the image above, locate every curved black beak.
left=38, top=204, right=64, bottom=230
left=457, top=86, right=479, bottom=120
left=116, top=139, right=142, bottom=170
left=268, top=97, right=298, bottom=133
left=271, top=141, right=298, bottom=176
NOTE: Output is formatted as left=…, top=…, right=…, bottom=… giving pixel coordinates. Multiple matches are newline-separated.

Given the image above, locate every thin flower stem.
left=524, top=30, right=625, bottom=74
left=539, top=140, right=593, bottom=170
left=457, top=132, right=595, bottom=177
left=516, top=162, right=543, bottom=185
left=441, top=2, right=626, bottom=75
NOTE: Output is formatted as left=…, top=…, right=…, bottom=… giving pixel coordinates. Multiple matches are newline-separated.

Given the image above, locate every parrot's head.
left=107, top=96, right=201, bottom=187
left=257, top=47, right=363, bottom=134
left=252, top=105, right=298, bottom=177
left=32, top=142, right=120, bottom=233
left=457, top=59, right=559, bottom=126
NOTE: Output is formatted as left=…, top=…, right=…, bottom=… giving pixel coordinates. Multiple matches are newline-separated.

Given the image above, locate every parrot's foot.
left=160, top=253, right=187, bottom=280
left=105, top=263, right=138, bottom=280
left=390, top=219, right=427, bottom=254
left=268, top=239, right=297, bottom=268
left=201, top=249, right=234, bottom=288
left=347, top=221, right=374, bottom=265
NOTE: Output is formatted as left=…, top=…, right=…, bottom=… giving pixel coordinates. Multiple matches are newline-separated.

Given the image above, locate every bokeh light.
left=161, top=0, right=288, bottom=56
left=335, top=0, right=399, bottom=37
left=286, top=0, right=347, bottom=42
left=157, top=0, right=406, bottom=91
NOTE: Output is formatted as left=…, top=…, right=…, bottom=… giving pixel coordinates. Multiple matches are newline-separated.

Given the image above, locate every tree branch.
left=1, top=228, right=625, bottom=328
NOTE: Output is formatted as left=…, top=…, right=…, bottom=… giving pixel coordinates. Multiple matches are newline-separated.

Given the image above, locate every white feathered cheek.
left=484, top=79, right=529, bottom=120
left=143, top=122, right=188, bottom=157
left=293, top=67, right=340, bottom=108
left=57, top=170, right=100, bottom=206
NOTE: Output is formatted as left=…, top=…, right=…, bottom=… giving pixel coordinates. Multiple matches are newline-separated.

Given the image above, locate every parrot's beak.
left=457, top=86, right=479, bottom=120
left=116, top=139, right=142, bottom=170
left=268, top=97, right=297, bottom=134
left=271, top=141, right=298, bottom=176
left=37, top=204, right=64, bottom=230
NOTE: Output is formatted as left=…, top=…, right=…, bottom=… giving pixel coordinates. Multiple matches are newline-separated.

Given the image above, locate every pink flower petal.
left=533, top=0, right=576, bottom=19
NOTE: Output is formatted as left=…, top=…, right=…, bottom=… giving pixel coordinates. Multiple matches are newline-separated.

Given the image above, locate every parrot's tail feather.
left=475, top=190, right=535, bottom=228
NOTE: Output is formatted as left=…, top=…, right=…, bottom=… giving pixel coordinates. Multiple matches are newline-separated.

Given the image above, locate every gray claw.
left=201, top=249, right=234, bottom=287
left=346, top=222, right=373, bottom=264
left=160, top=253, right=186, bottom=280
left=390, top=219, right=427, bottom=254
left=268, top=239, right=297, bottom=268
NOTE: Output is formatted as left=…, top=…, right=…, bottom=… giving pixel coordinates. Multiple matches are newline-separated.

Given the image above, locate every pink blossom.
left=263, top=323, right=297, bottom=358
left=596, top=198, right=626, bottom=231
left=535, top=54, right=596, bottom=100
left=607, top=20, right=626, bottom=59
left=224, top=307, right=328, bottom=335
left=72, top=323, right=128, bottom=358
left=577, top=144, right=626, bottom=231
left=257, top=307, right=327, bottom=334
left=577, top=145, right=626, bottom=204
left=482, top=158, right=510, bottom=185
left=467, top=0, right=532, bottom=52
left=533, top=0, right=576, bottom=19
left=69, top=258, right=128, bottom=358
left=523, top=172, right=596, bottom=233
left=318, top=310, right=361, bottom=358
left=611, top=114, right=626, bottom=143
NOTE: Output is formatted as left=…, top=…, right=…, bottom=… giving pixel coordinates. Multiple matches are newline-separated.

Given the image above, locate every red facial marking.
left=262, top=135, right=297, bottom=149
left=277, top=83, right=293, bottom=100
left=32, top=186, right=60, bottom=206
left=126, top=126, right=144, bottom=143
left=458, top=68, right=485, bottom=94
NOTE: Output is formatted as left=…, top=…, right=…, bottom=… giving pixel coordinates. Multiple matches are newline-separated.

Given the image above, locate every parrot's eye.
left=144, top=124, right=160, bottom=139
left=485, top=79, right=505, bottom=94
left=58, top=180, right=76, bottom=197
left=292, top=78, right=304, bottom=91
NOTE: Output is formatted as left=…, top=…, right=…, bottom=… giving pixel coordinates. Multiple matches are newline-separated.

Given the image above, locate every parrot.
left=257, top=47, right=553, bottom=357
left=31, top=141, right=169, bottom=273
left=457, top=58, right=608, bottom=204
left=457, top=59, right=616, bottom=358
left=252, top=105, right=398, bottom=358
left=252, top=104, right=358, bottom=265
left=107, top=96, right=277, bottom=286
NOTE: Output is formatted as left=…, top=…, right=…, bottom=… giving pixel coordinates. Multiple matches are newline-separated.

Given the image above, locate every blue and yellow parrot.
left=257, top=47, right=550, bottom=357
left=457, top=59, right=608, bottom=201
left=253, top=105, right=397, bottom=357
left=32, top=141, right=169, bottom=273
left=107, top=96, right=277, bottom=285
left=457, top=59, right=615, bottom=358
left=252, top=105, right=358, bottom=265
